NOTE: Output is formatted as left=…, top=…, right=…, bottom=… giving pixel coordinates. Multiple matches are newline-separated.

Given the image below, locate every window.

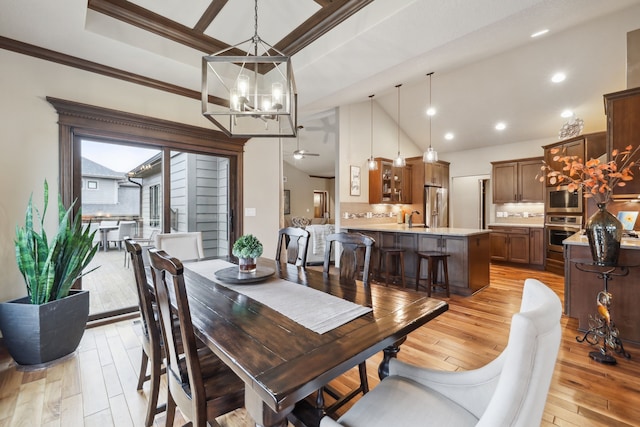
left=150, top=184, right=160, bottom=227
left=87, top=180, right=98, bottom=190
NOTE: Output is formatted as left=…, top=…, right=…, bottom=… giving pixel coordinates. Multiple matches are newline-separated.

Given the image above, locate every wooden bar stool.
left=415, top=251, right=450, bottom=297
left=378, top=247, right=406, bottom=288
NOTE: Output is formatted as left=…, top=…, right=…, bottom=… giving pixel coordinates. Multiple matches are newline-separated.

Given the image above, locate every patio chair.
left=107, top=220, right=136, bottom=250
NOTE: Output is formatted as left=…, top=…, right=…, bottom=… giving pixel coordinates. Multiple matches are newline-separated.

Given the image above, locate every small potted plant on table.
left=0, top=181, right=99, bottom=366
left=232, top=234, right=263, bottom=273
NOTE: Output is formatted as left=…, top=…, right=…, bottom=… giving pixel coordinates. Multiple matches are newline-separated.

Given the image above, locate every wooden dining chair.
left=275, top=226, right=310, bottom=266
left=125, top=238, right=165, bottom=427
left=320, top=232, right=375, bottom=414
left=148, top=248, right=244, bottom=427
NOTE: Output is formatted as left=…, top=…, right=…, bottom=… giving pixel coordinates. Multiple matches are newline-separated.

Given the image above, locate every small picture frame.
left=284, top=189, right=291, bottom=215
left=350, top=165, right=361, bottom=196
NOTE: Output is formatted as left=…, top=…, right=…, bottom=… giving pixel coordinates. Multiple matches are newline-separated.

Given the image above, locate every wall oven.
left=545, top=214, right=582, bottom=253
left=546, top=185, right=582, bottom=214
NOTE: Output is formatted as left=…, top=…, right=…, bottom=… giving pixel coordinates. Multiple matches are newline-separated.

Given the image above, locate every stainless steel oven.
left=546, top=185, right=583, bottom=214
left=545, top=214, right=582, bottom=253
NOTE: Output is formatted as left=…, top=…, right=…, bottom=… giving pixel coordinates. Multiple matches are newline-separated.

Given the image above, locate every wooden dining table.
left=181, top=257, right=449, bottom=427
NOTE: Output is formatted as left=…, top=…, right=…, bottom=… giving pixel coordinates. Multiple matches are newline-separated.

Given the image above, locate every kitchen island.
left=564, top=232, right=640, bottom=345
left=345, top=224, right=491, bottom=296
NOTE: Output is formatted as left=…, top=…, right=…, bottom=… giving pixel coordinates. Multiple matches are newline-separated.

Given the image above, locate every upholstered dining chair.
left=107, top=220, right=136, bottom=250
left=148, top=248, right=244, bottom=427
left=275, top=227, right=311, bottom=266
left=319, top=232, right=376, bottom=414
left=320, top=278, right=562, bottom=427
left=154, top=231, right=204, bottom=261
left=125, top=239, right=165, bottom=427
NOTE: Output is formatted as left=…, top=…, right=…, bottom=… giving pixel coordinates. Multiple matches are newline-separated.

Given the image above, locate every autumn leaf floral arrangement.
left=540, top=144, right=640, bottom=206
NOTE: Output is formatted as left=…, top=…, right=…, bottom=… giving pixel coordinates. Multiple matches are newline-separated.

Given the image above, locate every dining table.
left=180, top=257, right=449, bottom=427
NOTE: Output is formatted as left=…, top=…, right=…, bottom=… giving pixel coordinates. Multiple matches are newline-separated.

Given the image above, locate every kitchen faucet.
left=408, top=210, right=420, bottom=228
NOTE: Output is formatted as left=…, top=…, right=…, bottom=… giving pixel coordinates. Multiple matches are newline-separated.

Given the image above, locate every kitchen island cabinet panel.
left=346, top=225, right=490, bottom=296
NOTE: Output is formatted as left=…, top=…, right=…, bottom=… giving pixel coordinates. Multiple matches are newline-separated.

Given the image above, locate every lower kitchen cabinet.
left=489, top=226, right=543, bottom=266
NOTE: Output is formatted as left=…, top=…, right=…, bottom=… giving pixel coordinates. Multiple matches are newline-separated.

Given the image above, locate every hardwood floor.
left=1, top=263, right=639, bottom=426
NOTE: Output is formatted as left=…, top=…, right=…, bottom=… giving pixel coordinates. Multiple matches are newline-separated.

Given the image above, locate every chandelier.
left=201, top=0, right=297, bottom=138
left=423, top=72, right=438, bottom=163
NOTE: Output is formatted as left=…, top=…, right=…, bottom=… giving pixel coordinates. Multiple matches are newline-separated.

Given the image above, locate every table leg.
left=101, top=230, right=109, bottom=252
left=245, top=388, right=292, bottom=427
left=378, top=337, right=406, bottom=379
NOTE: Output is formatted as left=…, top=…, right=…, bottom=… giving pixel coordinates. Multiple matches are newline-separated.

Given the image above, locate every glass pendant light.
left=423, top=72, right=438, bottom=163
left=394, top=84, right=406, bottom=167
left=367, top=94, right=378, bottom=170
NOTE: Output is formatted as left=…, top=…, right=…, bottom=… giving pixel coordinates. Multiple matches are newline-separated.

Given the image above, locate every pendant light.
left=423, top=72, right=438, bottom=163
left=394, top=84, right=406, bottom=167
left=367, top=94, right=378, bottom=170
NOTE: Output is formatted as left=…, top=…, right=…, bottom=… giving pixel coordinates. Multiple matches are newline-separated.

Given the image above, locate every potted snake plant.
left=0, top=180, right=99, bottom=366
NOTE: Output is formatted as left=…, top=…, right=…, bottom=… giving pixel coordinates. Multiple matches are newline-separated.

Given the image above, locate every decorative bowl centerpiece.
left=232, top=234, right=263, bottom=273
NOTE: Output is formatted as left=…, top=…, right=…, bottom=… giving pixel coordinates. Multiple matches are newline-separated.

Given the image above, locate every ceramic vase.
left=585, top=203, right=623, bottom=266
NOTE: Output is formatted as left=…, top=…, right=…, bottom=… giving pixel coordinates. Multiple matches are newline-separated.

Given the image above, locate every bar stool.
left=378, top=247, right=406, bottom=288
left=415, top=251, right=450, bottom=297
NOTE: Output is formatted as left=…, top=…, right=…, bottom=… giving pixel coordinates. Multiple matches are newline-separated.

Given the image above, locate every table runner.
left=184, top=259, right=372, bottom=334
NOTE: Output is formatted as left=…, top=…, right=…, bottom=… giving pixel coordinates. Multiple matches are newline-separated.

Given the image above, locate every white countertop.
left=345, top=224, right=491, bottom=237
left=563, top=231, right=640, bottom=249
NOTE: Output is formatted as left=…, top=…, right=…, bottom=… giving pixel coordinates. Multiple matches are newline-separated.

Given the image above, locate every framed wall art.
left=350, top=165, right=361, bottom=196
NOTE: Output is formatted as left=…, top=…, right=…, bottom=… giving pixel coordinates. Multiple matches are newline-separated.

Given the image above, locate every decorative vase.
left=585, top=203, right=623, bottom=266
left=238, top=257, right=257, bottom=273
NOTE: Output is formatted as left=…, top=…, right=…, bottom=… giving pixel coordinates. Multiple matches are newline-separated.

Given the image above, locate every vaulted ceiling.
left=2, top=0, right=640, bottom=177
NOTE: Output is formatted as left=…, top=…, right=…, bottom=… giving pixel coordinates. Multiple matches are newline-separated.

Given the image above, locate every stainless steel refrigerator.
left=424, top=185, right=448, bottom=228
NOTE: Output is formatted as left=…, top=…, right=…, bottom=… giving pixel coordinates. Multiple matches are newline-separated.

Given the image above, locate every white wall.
left=0, top=49, right=277, bottom=303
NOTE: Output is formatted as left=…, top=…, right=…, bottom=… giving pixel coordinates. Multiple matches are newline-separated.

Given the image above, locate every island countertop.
left=344, top=224, right=490, bottom=237
left=563, top=231, right=640, bottom=249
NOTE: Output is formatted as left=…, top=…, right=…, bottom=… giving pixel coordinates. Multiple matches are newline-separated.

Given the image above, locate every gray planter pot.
left=0, top=289, right=89, bottom=366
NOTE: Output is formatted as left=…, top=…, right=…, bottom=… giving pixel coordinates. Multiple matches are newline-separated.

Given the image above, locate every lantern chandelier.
left=201, top=0, right=297, bottom=138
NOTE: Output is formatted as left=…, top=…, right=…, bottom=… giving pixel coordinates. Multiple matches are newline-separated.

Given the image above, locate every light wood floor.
left=1, top=264, right=639, bottom=426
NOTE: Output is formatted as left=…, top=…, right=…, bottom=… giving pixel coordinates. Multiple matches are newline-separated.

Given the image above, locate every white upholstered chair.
left=107, top=220, right=136, bottom=250
left=320, top=278, right=562, bottom=427
left=154, top=231, right=205, bottom=261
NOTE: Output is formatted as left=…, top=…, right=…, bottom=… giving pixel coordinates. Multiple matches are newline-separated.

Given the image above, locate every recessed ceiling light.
left=426, top=107, right=436, bottom=116
left=531, top=29, right=549, bottom=38
left=444, top=132, right=454, bottom=140
left=495, top=122, right=507, bottom=131
left=561, top=109, right=573, bottom=118
left=551, top=72, right=566, bottom=83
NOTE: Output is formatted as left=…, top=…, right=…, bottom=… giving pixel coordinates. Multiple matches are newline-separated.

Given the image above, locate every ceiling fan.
left=292, top=126, right=320, bottom=159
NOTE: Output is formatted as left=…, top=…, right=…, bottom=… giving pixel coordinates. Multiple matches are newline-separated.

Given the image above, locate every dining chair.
left=320, top=278, right=562, bottom=427
left=148, top=248, right=244, bottom=427
left=154, top=231, right=204, bottom=261
left=275, top=227, right=310, bottom=266
left=125, top=238, right=165, bottom=427
left=319, top=232, right=375, bottom=414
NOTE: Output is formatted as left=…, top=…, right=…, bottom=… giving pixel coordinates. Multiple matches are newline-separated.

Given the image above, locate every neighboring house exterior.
left=81, top=157, right=140, bottom=218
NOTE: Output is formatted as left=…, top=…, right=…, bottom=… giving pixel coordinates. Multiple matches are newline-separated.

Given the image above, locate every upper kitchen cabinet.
left=491, top=157, right=544, bottom=203
left=407, top=157, right=449, bottom=206
left=605, top=87, right=640, bottom=197
left=542, top=132, right=606, bottom=186
left=369, top=158, right=412, bottom=204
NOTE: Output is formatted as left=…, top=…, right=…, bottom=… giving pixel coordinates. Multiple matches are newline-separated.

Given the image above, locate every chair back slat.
left=276, top=227, right=310, bottom=266
left=323, top=232, right=375, bottom=285
left=124, top=239, right=158, bottom=345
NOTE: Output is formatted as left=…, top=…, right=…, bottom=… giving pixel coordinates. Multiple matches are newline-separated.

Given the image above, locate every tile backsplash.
left=493, top=203, right=544, bottom=225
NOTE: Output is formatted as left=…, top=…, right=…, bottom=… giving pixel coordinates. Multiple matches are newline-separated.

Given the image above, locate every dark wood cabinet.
left=425, top=161, right=449, bottom=187
left=491, top=157, right=544, bottom=203
left=489, top=226, right=532, bottom=264
left=407, top=157, right=449, bottom=212
left=369, top=158, right=412, bottom=204
left=529, top=228, right=544, bottom=266
left=542, top=132, right=606, bottom=187
left=605, top=87, right=640, bottom=197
